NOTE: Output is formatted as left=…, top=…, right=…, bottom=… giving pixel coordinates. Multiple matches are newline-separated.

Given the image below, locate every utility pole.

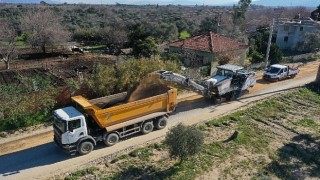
left=265, top=18, right=274, bottom=69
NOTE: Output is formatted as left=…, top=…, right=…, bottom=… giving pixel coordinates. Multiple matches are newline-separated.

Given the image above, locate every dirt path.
left=0, top=60, right=318, bottom=180
left=249, top=62, right=319, bottom=94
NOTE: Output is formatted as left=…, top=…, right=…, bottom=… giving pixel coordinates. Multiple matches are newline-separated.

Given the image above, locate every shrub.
left=0, top=76, right=57, bottom=131
left=165, top=123, right=204, bottom=163
left=250, top=51, right=264, bottom=63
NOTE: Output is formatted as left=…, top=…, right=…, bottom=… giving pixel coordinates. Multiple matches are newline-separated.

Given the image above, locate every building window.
left=300, top=27, right=303, bottom=31
left=284, top=36, right=289, bottom=42
left=284, top=26, right=289, bottom=31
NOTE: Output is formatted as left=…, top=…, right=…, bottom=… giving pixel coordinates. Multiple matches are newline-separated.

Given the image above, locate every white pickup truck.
left=263, top=64, right=300, bottom=81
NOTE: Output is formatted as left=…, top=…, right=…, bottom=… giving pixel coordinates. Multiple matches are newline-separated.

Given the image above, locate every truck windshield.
left=53, top=115, right=66, bottom=133
left=267, top=67, right=280, bottom=74
left=216, top=69, right=234, bottom=77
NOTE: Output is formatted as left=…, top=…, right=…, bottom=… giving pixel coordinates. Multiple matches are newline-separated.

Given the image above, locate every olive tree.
left=20, top=8, right=70, bottom=53
left=165, top=123, right=204, bottom=163
left=0, top=20, right=18, bottom=70
left=297, top=30, right=320, bottom=53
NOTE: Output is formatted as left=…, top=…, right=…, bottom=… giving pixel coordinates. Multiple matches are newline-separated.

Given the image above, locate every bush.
left=0, top=76, right=57, bottom=132
left=250, top=51, right=264, bottom=63
left=86, top=57, right=180, bottom=96
left=165, top=123, right=204, bottom=163
left=269, top=44, right=283, bottom=65
left=179, top=30, right=191, bottom=39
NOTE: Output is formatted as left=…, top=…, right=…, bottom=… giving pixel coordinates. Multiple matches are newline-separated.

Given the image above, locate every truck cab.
left=53, top=106, right=93, bottom=155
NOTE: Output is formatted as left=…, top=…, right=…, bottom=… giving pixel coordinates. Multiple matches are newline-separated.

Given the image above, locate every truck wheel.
left=104, top=133, right=119, bottom=146
left=142, top=121, right=154, bottom=134
left=155, top=116, right=168, bottom=130
left=78, top=141, right=94, bottom=155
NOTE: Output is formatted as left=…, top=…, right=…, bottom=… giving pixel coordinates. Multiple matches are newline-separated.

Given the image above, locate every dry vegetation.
left=57, top=83, right=320, bottom=180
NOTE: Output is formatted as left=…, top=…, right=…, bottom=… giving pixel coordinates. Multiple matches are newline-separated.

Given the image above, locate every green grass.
left=179, top=31, right=191, bottom=40
left=129, top=146, right=154, bottom=161
left=83, top=45, right=106, bottom=51
left=294, top=118, right=317, bottom=128
left=110, top=154, right=129, bottom=163
left=65, top=167, right=98, bottom=180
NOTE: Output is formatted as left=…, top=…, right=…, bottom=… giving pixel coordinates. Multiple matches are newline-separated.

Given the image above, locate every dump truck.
left=53, top=87, right=177, bottom=155
left=263, top=64, right=300, bottom=81
left=156, top=64, right=256, bottom=100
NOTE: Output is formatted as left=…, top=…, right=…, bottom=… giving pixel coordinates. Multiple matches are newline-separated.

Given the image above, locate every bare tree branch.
left=0, top=20, right=18, bottom=70
left=20, top=8, right=70, bottom=53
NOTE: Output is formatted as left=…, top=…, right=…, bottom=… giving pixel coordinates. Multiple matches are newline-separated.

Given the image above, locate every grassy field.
left=60, top=83, right=320, bottom=180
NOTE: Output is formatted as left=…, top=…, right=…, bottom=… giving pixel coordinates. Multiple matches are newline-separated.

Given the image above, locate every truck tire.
left=104, top=133, right=119, bottom=146
left=78, top=141, right=94, bottom=155
left=155, top=116, right=168, bottom=130
left=142, top=121, right=154, bottom=134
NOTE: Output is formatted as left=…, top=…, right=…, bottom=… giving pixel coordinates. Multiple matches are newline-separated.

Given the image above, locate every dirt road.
left=0, top=61, right=319, bottom=180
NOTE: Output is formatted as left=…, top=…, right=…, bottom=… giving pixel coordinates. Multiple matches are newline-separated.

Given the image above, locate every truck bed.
left=72, top=88, right=177, bottom=130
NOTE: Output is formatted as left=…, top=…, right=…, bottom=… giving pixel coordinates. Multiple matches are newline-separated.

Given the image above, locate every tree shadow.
left=266, top=134, right=320, bottom=179
left=305, top=82, right=320, bottom=94
left=110, top=162, right=182, bottom=180
left=19, top=52, right=69, bottom=61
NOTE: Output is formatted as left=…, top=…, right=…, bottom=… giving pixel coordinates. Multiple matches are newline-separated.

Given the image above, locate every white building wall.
left=276, top=21, right=320, bottom=50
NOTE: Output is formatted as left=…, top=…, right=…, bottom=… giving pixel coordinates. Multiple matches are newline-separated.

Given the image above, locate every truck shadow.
left=0, top=142, right=73, bottom=177
left=256, top=78, right=271, bottom=84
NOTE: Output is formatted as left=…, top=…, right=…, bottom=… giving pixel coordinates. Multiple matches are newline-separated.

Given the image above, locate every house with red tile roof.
left=167, top=32, right=248, bottom=70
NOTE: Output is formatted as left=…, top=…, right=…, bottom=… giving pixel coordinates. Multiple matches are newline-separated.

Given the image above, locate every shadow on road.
left=0, top=142, right=73, bottom=177
left=256, top=78, right=271, bottom=84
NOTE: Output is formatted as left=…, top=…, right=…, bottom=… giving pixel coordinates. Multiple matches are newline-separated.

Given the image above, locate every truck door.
left=283, top=67, right=288, bottom=78
left=66, top=119, right=85, bottom=144
left=278, top=69, right=284, bottom=80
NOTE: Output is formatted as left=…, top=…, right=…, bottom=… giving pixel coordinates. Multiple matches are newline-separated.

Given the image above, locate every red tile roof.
left=168, top=32, right=248, bottom=53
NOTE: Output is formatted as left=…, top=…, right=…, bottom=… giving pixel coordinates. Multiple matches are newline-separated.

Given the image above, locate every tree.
left=165, top=123, right=204, bottom=163
left=310, top=4, right=320, bottom=21
left=0, top=20, right=18, bottom=70
left=20, top=8, right=70, bottom=53
left=232, top=0, right=252, bottom=38
left=296, top=30, right=320, bottom=53
left=199, top=17, right=219, bottom=33
left=132, top=36, right=159, bottom=58
left=101, top=26, right=128, bottom=55
left=87, top=64, right=117, bottom=97
left=250, top=51, right=264, bottom=63
left=233, top=0, right=252, bottom=24
left=269, top=44, right=283, bottom=65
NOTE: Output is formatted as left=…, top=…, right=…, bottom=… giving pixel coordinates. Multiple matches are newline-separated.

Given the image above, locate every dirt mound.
left=127, top=73, right=171, bottom=102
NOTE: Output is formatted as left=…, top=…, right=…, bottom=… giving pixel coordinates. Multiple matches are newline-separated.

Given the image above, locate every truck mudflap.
left=54, top=137, right=77, bottom=155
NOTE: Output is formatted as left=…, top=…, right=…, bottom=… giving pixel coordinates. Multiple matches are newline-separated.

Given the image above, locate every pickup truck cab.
left=263, top=64, right=299, bottom=81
